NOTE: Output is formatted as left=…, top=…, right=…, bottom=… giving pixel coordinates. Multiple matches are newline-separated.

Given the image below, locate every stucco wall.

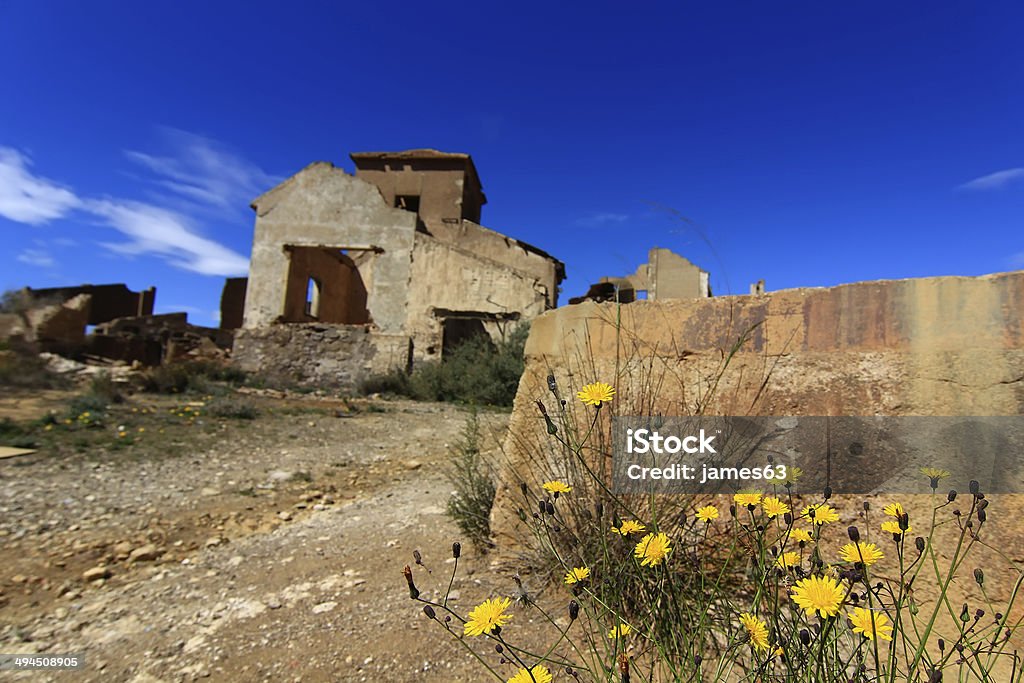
left=244, top=163, right=417, bottom=332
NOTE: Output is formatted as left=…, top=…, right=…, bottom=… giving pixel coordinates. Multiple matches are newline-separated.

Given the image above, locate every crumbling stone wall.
left=490, top=271, right=1024, bottom=548
left=233, top=325, right=409, bottom=389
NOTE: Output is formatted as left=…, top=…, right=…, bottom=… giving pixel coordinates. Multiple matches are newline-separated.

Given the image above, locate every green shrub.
left=0, top=344, right=69, bottom=390
left=139, top=360, right=246, bottom=394
left=445, top=409, right=497, bottom=551
left=88, top=372, right=125, bottom=403
left=207, top=395, right=258, bottom=419
left=363, top=325, right=528, bottom=406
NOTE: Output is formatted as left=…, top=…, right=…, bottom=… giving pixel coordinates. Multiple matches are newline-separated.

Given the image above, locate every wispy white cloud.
left=86, top=199, right=249, bottom=276
left=124, top=128, right=280, bottom=210
left=958, top=168, right=1024, bottom=191
left=575, top=212, right=630, bottom=228
left=0, top=133, right=264, bottom=278
left=17, top=248, right=56, bottom=268
left=0, top=148, right=81, bottom=224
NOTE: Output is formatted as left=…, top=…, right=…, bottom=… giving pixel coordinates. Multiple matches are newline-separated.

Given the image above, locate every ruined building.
left=232, top=149, right=565, bottom=388
left=569, top=247, right=712, bottom=304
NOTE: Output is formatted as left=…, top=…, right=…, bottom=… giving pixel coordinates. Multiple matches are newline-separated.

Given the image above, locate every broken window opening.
left=305, top=277, right=322, bottom=319
left=395, top=195, right=420, bottom=213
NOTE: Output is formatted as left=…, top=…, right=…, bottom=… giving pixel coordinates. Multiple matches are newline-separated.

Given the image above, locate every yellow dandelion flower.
left=790, top=574, right=846, bottom=618
left=882, top=502, right=904, bottom=518
left=542, top=480, right=571, bottom=495
left=919, top=467, right=950, bottom=480
left=776, top=466, right=803, bottom=486
left=762, top=496, right=790, bottom=518
left=880, top=519, right=911, bottom=536
left=577, top=382, right=615, bottom=406
left=739, top=612, right=770, bottom=651
left=634, top=532, right=672, bottom=567
left=734, top=492, right=762, bottom=507
left=801, top=503, right=840, bottom=525
left=848, top=607, right=893, bottom=642
left=695, top=505, right=719, bottom=523
left=612, top=520, right=646, bottom=535
left=564, top=567, right=590, bottom=585
left=776, top=551, right=801, bottom=570
left=608, top=623, right=632, bottom=639
left=839, top=542, right=884, bottom=566
left=463, top=597, right=513, bottom=636
left=789, top=527, right=813, bottom=544
left=507, top=664, right=553, bottom=683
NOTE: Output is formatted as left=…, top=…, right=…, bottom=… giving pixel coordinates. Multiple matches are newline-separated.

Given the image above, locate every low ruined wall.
left=232, top=324, right=410, bottom=390
left=490, top=271, right=1024, bottom=548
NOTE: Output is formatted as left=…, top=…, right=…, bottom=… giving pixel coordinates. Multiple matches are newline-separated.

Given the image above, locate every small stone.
left=205, top=537, right=225, bottom=548
left=82, top=566, right=111, bottom=581
left=277, top=512, right=292, bottom=522
left=311, top=601, right=336, bottom=614
left=403, top=461, right=422, bottom=471
left=128, top=544, right=162, bottom=562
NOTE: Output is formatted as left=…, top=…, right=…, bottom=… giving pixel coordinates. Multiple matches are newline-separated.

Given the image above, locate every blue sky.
left=2, top=2, right=1022, bottom=325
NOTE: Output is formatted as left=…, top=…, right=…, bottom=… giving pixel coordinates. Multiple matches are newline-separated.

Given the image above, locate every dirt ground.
left=3, top=387, right=1024, bottom=682
left=0, top=391, right=543, bottom=682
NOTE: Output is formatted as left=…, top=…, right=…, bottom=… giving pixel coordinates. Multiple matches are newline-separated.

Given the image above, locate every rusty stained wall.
left=489, top=270, right=1024, bottom=549
left=281, top=246, right=370, bottom=325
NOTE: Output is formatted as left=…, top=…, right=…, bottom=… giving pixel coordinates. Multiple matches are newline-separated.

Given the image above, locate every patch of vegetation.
left=207, top=395, right=259, bottom=419
left=0, top=341, right=69, bottom=390
left=138, top=360, right=246, bottom=395
left=362, top=325, right=528, bottom=406
left=444, top=409, right=496, bottom=551
left=88, top=372, right=125, bottom=404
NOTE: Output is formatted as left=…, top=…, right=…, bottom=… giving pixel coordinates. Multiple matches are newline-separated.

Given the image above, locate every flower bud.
left=452, top=542, right=461, bottom=559
left=694, top=655, right=703, bottom=666
left=915, top=536, right=926, bottom=553
left=495, top=644, right=503, bottom=653
left=823, top=486, right=833, bottom=500
left=547, top=374, right=558, bottom=394
left=423, top=605, right=436, bottom=619
left=974, top=568, right=985, bottom=586
left=847, top=526, right=860, bottom=542
left=960, top=603, right=970, bottom=622
left=545, top=500, right=556, bottom=515
left=403, top=565, right=419, bottom=599
left=978, top=509, right=987, bottom=523
left=799, top=629, right=810, bottom=646
left=784, top=512, right=793, bottom=525
left=521, top=482, right=529, bottom=497
left=938, top=638, right=945, bottom=651
left=969, top=480, right=980, bottom=495
left=569, top=600, right=579, bottom=621
left=948, top=490, right=957, bottom=503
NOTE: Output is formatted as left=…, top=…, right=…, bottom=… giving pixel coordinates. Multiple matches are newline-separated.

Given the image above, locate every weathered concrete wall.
left=244, top=163, right=417, bottom=332
left=233, top=325, right=410, bottom=390
left=491, top=271, right=1024, bottom=547
left=406, top=233, right=551, bottom=361
left=26, top=284, right=155, bottom=325
left=220, top=278, right=247, bottom=330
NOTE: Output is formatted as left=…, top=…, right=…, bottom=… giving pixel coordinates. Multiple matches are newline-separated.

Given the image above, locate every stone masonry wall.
left=233, top=324, right=410, bottom=391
